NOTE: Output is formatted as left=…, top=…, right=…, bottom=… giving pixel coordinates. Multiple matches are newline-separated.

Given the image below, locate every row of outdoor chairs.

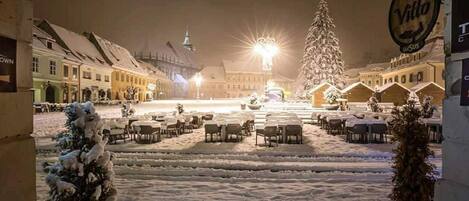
left=204, top=121, right=254, bottom=143
left=255, top=125, right=303, bottom=147
left=346, top=124, right=388, bottom=144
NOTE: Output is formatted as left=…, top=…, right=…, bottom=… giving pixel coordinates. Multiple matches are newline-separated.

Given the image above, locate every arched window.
left=394, top=75, right=399, bottom=82
left=417, top=72, right=424, bottom=81
left=401, top=75, right=406, bottom=83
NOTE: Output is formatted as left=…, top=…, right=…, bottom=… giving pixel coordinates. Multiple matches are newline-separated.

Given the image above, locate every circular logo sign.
left=389, top=0, right=440, bottom=53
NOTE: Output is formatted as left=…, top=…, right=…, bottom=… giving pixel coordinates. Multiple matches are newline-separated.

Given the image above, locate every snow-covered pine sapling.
left=176, top=103, right=184, bottom=114
left=367, top=96, right=383, bottom=113
left=43, top=102, right=117, bottom=201
left=296, top=0, right=345, bottom=96
left=323, top=87, right=341, bottom=104
left=121, top=103, right=135, bottom=118
left=421, top=96, right=437, bottom=118
left=389, top=99, right=436, bottom=201
left=249, top=94, right=258, bottom=105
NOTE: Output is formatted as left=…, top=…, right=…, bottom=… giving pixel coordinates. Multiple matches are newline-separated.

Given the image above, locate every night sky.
left=34, top=0, right=399, bottom=78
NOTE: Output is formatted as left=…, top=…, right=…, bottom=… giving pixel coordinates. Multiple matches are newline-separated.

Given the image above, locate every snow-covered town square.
left=4, top=0, right=469, bottom=201
left=34, top=100, right=443, bottom=200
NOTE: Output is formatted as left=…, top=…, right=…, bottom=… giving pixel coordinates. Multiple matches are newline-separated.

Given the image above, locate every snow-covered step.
left=113, top=152, right=390, bottom=163
left=115, top=165, right=392, bottom=182
left=113, top=158, right=392, bottom=173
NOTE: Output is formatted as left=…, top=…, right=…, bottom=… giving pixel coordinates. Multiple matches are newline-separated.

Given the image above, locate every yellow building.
left=357, top=63, right=387, bottom=89
left=87, top=32, right=152, bottom=102
left=138, top=60, right=173, bottom=100
left=187, top=60, right=294, bottom=99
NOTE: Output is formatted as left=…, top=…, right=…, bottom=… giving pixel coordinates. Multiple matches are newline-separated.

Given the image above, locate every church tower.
left=182, top=27, right=194, bottom=51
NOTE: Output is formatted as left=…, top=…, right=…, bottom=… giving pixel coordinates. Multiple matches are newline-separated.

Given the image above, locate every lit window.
left=72, top=67, right=78, bottom=79
left=49, top=60, right=56, bottom=75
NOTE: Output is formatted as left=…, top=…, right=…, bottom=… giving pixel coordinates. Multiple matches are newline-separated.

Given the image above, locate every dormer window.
left=46, top=41, right=53, bottom=49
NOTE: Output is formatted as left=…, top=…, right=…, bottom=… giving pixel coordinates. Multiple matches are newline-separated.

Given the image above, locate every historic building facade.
left=188, top=60, right=294, bottom=99
left=32, top=25, right=81, bottom=103
left=37, top=20, right=113, bottom=102
left=135, top=30, right=200, bottom=98
left=87, top=32, right=151, bottom=102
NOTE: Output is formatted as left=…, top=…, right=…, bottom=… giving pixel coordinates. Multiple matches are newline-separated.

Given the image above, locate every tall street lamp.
left=253, top=37, right=279, bottom=94
left=253, top=37, right=279, bottom=71
left=194, top=72, right=203, bottom=99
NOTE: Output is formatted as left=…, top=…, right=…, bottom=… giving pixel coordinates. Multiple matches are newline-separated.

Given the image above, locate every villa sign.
left=0, top=36, right=17, bottom=92
left=452, top=0, right=469, bottom=53
left=389, top=0, right=441, bottom=53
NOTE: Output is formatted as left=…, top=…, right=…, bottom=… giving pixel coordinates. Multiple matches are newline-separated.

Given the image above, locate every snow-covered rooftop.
left=87, top=32, right=147, bottom=75
left=137, top=60, right=171, bottom=81
left=37, top=20, right=112, bottom=69
left=409, top=82, right=445, bottom=92
left=308, top=82, right=337, bottom=93
left=32, top=25, right=81, bottom=63
left=376, top=82, right=410, bottom=93
left=166, top=41, right=199, bottom=69
left=341, top=82, right=374, bottom=93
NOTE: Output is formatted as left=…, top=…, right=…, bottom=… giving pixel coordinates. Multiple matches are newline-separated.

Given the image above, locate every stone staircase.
left=253, top=102, right=325, bottom=126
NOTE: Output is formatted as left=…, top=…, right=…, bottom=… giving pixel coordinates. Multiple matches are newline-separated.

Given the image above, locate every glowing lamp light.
left=253, top=37, right=279, bottom=71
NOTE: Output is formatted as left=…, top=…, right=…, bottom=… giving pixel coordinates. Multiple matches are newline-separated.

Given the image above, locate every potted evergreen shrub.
left=322, top=87, right=341, bottom=110
left=389, top=99, right=436, bottom=201
left=247, top=94, right=261, bottom=110
left=367, top=96, right=383, bottom=113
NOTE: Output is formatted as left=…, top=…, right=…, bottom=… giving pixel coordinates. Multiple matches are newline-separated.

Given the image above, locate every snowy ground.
left=34, top=100, right=442, bottom=201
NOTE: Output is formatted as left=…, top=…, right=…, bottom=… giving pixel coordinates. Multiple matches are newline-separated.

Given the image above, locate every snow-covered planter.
left=43, top=102, right=117, bottom=201
left=367, top=96, right=383, bottom=113
left=247, top=94, right=262, bottom=110
left=176, top=103, right=184, bottom=114
left=121, top=103, right=135, bottom=118
left=322, top=87, right=341, bottom=110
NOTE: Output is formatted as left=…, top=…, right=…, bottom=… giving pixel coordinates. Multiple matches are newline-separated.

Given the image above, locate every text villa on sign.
left=388, top=0, right=440, bottom=54
left=452, top=0, right=469, bottom=53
